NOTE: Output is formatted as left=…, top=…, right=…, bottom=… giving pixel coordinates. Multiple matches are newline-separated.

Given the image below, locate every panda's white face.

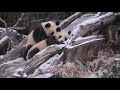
left=41, top=21, right=60, bottom=36
left=54, top=30, right=71, bottom=43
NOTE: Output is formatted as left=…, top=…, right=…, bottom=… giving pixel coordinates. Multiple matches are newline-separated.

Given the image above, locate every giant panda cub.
left=26, top=29, right=71, bottom=60
left=54, top=30, right=71, bottom=44
left=23, top=20, right=60, bottom=60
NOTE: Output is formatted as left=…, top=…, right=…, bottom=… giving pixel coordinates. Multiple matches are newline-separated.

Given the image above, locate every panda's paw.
left=27, top=48, right=40, bottom=60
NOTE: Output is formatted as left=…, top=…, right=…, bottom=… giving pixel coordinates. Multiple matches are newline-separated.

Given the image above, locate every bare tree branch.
left=11, top=13, right=25, bottom=32
left=0, top=18, right=9, bottom=36
left=0, top=13, right=25, bottom=52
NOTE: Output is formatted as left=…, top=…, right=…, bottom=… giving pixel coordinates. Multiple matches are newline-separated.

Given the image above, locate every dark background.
left=0, top=12, right=74, bottom=27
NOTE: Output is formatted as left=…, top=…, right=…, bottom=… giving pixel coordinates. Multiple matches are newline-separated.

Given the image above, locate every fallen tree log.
left=0, top=36, right=10, bottom=55
left=27, top=53, right=63, bottom=78
left=0, top=57, right=27, bottom=78
left=67, top=12, right=118, bottom=46
left=16, top=45, right=65, bottom=77
left=63, top=13, right=97, bottom=33
left=0, top=36, right=9, bottom=49
left=63, top=37, right=105, bottom=62
left=76, top=12, right=116, bottom=37
left=0, top=37, right=27, bottom=64
left=59, top=12, right=87, bottom=30
left=28, top=53, right=63, bottom=78
left=71, top=35, right=103, bottom=46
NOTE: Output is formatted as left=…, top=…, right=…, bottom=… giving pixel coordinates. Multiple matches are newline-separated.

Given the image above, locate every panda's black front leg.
left=27, top=48, right=40, bottom=60
left=33, top=26, right=47, bottom=43
left=23, top=45, right=33, bottom=60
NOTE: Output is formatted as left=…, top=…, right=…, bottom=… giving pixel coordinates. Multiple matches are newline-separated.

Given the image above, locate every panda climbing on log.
left=25, top=28, right=71, bottom=60
left=23, top=20, right=60, bottom=60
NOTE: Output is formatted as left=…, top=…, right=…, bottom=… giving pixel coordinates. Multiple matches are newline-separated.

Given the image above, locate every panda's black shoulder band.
left=33, top=25, right=47, bottom=43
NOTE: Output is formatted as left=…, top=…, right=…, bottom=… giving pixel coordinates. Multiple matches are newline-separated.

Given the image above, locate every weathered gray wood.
left=67, top=12, right=117, bottom=45
left=63, top=38, right=105, bottom=62
left=0, top=37, right=27, bottom=64
left=0, top=36, right=9, bottom=49
left=28, top=53, right=63, bottom=78
left=0, top=58, right=27, bottom=78
left=71, top=35, right=104, bottom=46
left=23, top=45, right=63, bottom=75
left=59, top=12, right=87, bottom=30
left=79, top=13, right=116, bottom=37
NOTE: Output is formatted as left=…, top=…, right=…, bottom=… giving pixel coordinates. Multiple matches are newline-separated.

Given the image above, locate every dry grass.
left=43, top=61, right=86, bottom=78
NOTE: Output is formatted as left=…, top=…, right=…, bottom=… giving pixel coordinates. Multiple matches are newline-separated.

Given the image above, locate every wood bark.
left=59, top=12, right=87, bottom=30
left=63, top=37, right=105, bottom=62
left=23, top=45, right=63, bottom=75
left=79, top=13, right=116, bottom=37
left=0, top=37, right=27, bottom=64
left=0, top=36, right=9, bottom=49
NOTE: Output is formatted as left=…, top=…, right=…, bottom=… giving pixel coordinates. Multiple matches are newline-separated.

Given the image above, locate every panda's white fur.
left=23, top=20, right=60, bottom=60
left=26, top=30, right=71, bottom=60
left=26, top=30, right=36, bottom=46
left=54, top=30, right=71, bottom=43
left=29, top=40, right=48, bottom=52
left=40, top=21, right=59, bottom=36
left=26, top=40, right=47, bottom=60
left=26, top=35, right=59, bottom=60
left=26, top=20, right=60, bottom=46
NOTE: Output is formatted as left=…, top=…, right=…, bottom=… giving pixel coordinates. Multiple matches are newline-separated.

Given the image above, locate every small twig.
left=0, top=18, right=11, bottom=52
left=0, top=13, right=25, bottom=52
left=10, top=13, right=25, bottom=33
left=0, top=18, right=9, bottom=36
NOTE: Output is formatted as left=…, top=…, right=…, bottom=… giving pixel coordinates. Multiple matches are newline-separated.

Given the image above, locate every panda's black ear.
left=45, top=23, right=51, bottom=28
left=56, top=21, right=60, bottom=26
left=56, top=27, right=61, bottom=32
left=68, top=31, right=71, bottom=35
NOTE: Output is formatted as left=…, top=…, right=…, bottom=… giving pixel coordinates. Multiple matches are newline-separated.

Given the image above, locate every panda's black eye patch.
left=56, top=27, right=61, bottom=32
left=59, top=36, right=62, bottom=39
left=51, top=32, right=54, bottom=35
left=45, top=23, right=51, bottom=28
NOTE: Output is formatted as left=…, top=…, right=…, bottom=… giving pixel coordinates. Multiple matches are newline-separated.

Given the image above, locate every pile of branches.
left=0, top=12, right=120, bottom=78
